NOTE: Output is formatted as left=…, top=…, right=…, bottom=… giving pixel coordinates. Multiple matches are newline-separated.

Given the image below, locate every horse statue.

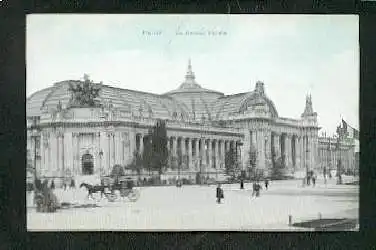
left=80, top=183, right=107, bottom=199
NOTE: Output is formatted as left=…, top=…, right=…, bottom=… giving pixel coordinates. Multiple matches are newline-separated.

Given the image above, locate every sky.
left=27, top=14, right=359, bottom=136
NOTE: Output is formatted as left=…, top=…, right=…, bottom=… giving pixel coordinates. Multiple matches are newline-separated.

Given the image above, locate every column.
left=287, top=134, right=293, bottom=168
left=201, top=139, right=206, bottom=168
left=94, top=132, right=100, bottom=174
left=112, top=133, right=116, bottom=169
left=295, top=136, right=301, bottom=170
left=305, top=133, right=311, bottom=171
left=265, top=131, right=272, bottom=171
left=208, top=139, right=212, bottom=169
left=214, top=140, right=219, bottom=169
left=139, top=134, right=144, bottom=155
left=107, top=132, right=112, bottom=171
left=256, top=130, right=265, bottom=170
left=220, top=140, right=225, bottom=169
left=59, top=132, right=65, bottom=178
left=50, top=132, right=58, bottom=176
left=187, top=138, right=192, bottom=169
left=172, top=137, right=177, bottom=156
left=310, top=130, right=314, bottom=170
left=100, top=131, right=107, bottom=176
left=167, top=137, right=170, bottom=153
left=128, top=130, right=135, bottom=159
left=195, top=139, right=200, bottom=171
left=313, top=131, right=318, bottom=170
left=115, top=132, right=121, bottom=165
left=242, top=129, right=251, bottom=171
left=64, top=132, right=72, bottom=177
left=71, top=133, right=77, bottom=175
left=274, top=133, right=281, bottom=159
left=41, top=133, right=48, bottom=177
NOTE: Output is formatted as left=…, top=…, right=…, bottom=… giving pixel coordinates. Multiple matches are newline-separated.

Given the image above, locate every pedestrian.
left=255, top=182, right=261, bottom=197
left=312, top=175, right=316, bottom=186
left=50, top=179, right=55, bottom=189
left=252, top=182, right=257, bottom=197
left=216, top=183, right=224, bottom=203
left=264, top=179, right=269, bottom=190
left=70, top=179, right=75, bottom=189
left=240, top=179, right=244, bottom=189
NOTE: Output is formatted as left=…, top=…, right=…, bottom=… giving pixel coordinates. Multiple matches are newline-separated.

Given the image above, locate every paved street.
left=27, top=177, right=358, bottom=231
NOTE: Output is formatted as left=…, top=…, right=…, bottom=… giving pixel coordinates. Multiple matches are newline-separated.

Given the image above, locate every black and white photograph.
left=26, top=14, right=359, bottom=231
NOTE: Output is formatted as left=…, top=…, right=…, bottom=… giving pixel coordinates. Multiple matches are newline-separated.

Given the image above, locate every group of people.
left=215, top=179, right=270, bottom=204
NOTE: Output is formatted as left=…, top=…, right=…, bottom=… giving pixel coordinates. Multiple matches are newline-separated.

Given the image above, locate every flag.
left=342, top=119, right=359, bottom=140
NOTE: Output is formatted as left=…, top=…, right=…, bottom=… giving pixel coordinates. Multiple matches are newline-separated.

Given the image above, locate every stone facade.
left=27, top=61, right=354, bottom=183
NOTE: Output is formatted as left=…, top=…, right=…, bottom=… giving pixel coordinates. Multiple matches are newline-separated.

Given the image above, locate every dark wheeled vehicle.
left=103, top=177, right=140, bottom=202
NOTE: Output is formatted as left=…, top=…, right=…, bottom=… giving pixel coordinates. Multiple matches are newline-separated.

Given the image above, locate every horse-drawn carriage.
left=80, top=176, right=140, bottom=202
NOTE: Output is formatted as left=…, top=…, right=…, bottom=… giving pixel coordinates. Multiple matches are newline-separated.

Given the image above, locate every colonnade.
left=33, top=127, right=319, bottom=179
left=135, top=134, right=241, bottom=171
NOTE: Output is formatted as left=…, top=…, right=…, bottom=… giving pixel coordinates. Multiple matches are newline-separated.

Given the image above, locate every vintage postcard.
left=26, top=14, right=359, bottom=231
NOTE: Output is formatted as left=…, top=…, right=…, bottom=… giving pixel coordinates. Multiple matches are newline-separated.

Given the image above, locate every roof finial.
left=187, top=58, right=193, bottom=75
left=301, top=93, right=316, bottom=117
left=185, top=58, right=195, bottom=81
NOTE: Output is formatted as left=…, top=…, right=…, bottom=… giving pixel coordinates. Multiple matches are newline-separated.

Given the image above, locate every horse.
left=80, top=183, right=107, bottom=199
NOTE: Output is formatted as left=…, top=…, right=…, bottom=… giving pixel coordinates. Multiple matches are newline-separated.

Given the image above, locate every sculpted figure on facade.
left=68, top=74, right=101, bottom=108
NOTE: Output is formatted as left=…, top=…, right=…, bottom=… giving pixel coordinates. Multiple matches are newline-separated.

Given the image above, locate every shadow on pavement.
left=292, top=218, right=358, bottom=231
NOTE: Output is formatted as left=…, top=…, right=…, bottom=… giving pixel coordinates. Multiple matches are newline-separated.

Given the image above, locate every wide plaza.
left=27, top=176, right=358, bottom=231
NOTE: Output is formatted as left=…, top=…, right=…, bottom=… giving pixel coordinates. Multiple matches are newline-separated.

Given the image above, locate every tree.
left=110, top=164, right=125, bottom=184
left=150, top=119, right=169, bottom=175
left=270, top=156, right=285, bottom=180
left=128, top=151, right=143, bottom=179
left=142, top=130, right=153, bottom=175
left=225, top=146, right=237, bottom=177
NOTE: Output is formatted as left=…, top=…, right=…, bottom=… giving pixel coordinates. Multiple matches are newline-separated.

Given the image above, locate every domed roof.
left=26, top=77, right=191, bottom=121
left=164, top=59, right=223, bottom=95
left=163, top=60, right=224, bottom=122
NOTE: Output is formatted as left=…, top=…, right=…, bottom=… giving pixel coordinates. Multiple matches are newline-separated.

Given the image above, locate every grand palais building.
left=27, top=61, right=357, bottom=185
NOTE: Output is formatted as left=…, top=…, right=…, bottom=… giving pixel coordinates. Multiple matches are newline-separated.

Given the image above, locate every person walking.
left=252, top=182, right=257, bottom=197
left=255, top=182, right=262, bottom=197
left=264, top=179, right=269, bottom=190
left=70, top=178, right=75, bottom=189
left=240, top=179, right=244, bottom=190
left=216, top=183, right=224, bottom=204
left=312, top=174, right=316, bottom=187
